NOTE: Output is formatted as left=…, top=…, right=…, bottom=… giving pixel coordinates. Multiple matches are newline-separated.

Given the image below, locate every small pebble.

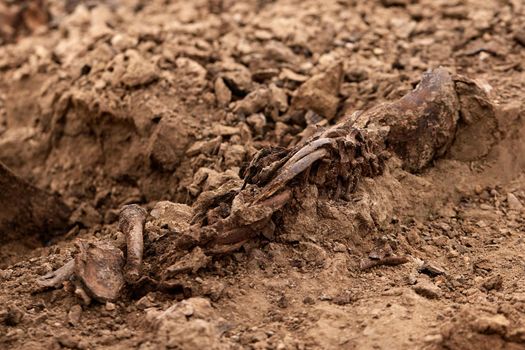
left=303, top=296, right=316, bottom=305
left=507, top=193, right=523, bottom=210
left=67, top=305, right=82, bottom=326
left=413, top=280, right=442, bottom=299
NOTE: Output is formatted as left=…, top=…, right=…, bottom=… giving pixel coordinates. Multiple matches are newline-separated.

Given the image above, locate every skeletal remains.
left=37, top=68, right=495, bottom=302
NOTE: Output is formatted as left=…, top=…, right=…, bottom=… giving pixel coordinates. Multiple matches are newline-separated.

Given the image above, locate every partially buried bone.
left=37, top=241, right=126, bottom=303
left=36, top=260, right=75, bottom=289
left=73, top=241, right=125, bottom=302
left=153, top=68, right=494, bottom=279
left=36, top=205, right=146, bottom=302
left=182, top=68, right=495, bottom=255
left=356, top=67, right=460, bottom=172
left=118, top=204, right=148, bottom=283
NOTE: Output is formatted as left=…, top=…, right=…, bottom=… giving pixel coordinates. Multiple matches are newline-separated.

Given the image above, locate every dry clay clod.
left=0, top=0, right=50, bottom=44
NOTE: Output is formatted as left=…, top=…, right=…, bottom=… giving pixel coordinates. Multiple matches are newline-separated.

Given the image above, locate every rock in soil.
left=413, top=279, right=442, bottom=299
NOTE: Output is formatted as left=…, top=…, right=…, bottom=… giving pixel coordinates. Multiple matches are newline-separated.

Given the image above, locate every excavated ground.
left=1, top=0, right=525, bottom=349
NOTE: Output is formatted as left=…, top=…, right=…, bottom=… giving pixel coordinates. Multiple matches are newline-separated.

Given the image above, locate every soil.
left=1, top=0, right=525, bottom=349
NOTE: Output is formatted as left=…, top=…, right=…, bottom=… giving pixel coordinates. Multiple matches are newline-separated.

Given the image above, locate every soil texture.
left=1, top=0, right=525, bottom=349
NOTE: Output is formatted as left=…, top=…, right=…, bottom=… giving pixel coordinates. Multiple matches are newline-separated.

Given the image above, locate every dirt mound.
left=1, top=0, right=525, bottom=349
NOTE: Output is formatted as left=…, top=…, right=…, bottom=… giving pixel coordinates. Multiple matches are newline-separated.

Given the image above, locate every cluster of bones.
left=34, top=68, right=494, bottom=303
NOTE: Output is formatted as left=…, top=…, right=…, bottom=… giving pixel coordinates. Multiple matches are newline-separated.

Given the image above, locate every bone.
left=36, top=259, right=75, bottom=288
left=190, top=68, right=490, bottom=258
left=257, top=148, right=329, bottom=202
left=118, top=204, right=148, bottom=283
left=181, top=69, right=466, bottom=256
left=205, top=189, right=292, bottom=247
left=248, top=68, right=463, bottom=205
left=74, top=241, right=125, bottom=302
left=35, top=206, right=145, bottom=300
left=284, top=138, right=334, bottom=168
left=38, top=69, right=494, bottom=301
left=36, top=240, right=127, bottom=302
left=359, top=67, right=459, bottom=172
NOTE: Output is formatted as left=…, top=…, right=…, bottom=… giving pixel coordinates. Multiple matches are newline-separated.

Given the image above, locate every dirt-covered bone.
left=73, top=241, right=125, bottom=303
left=118, top=204, right=148, bottom=283
left=185, top=68, right=467, bottom=252
left=151, top=68, right=495, bottom=282
left=4, top=1, right=524, bottom=347
left=36, top=205, right=147, bottom=302
left=355, top=67, right=460, bottom=172
left=36, top=259, right=75, bottom=289
left=243, top=68, right=460, bottom=206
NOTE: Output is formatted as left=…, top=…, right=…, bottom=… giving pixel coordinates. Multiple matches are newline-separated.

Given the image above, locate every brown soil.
left=1, top=0, right=525, bottom=349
